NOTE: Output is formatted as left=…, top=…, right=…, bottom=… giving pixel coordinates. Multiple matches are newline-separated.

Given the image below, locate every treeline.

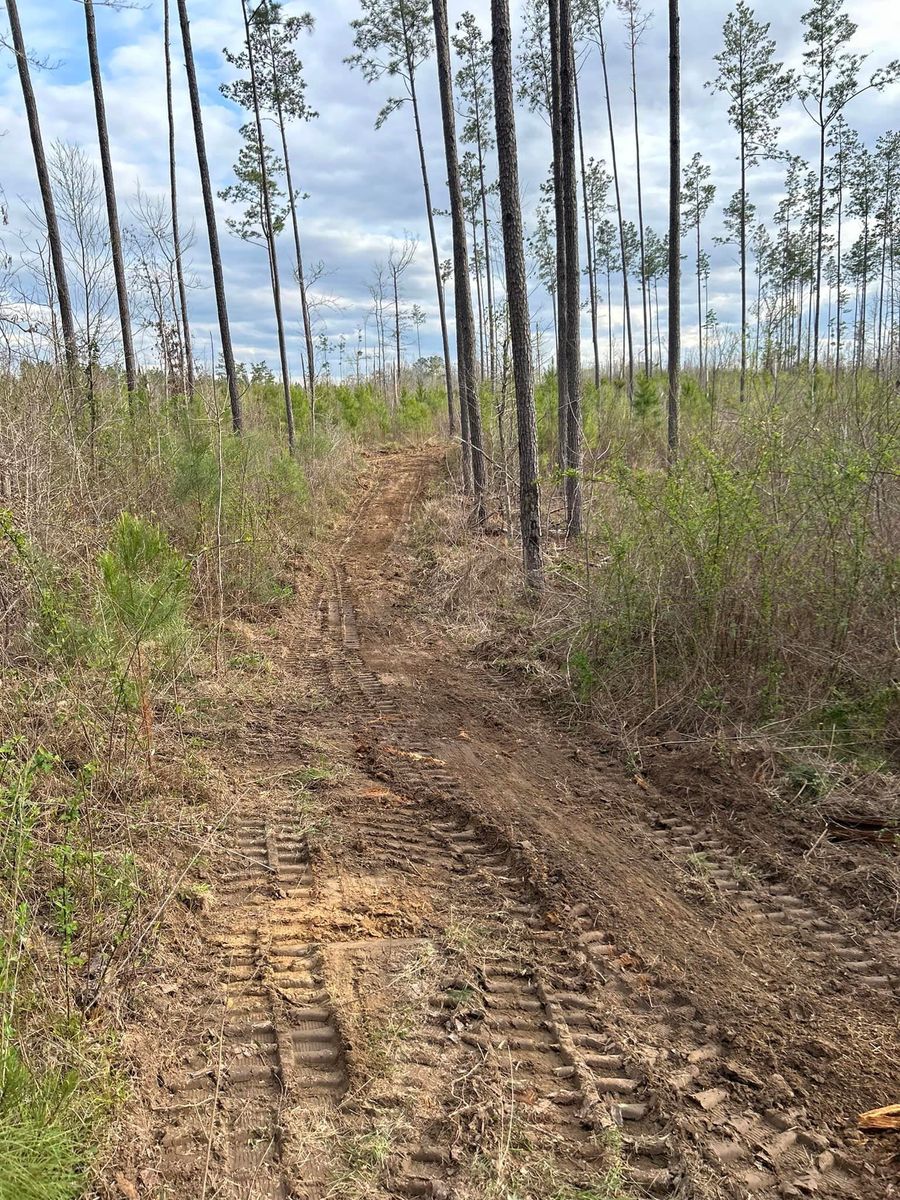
left=1, top=0, right=898, bottom=589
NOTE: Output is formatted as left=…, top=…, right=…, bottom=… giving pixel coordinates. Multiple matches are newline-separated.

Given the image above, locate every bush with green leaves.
left=564, top=380, right=898, bottom=755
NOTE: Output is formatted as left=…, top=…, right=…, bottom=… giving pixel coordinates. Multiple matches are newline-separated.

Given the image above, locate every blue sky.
left=1, top=0, right=898, bottom=375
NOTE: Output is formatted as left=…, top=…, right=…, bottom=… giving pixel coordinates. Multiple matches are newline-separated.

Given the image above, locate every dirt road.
left=139, top=449, right=898, bottom=1199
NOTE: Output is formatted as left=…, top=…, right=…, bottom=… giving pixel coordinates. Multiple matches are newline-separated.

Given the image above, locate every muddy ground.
left=113, top=449, right=898, bottom=1200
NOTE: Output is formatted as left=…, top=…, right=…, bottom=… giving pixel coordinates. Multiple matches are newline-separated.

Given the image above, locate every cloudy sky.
left=1, top=0, right=898, bottom=374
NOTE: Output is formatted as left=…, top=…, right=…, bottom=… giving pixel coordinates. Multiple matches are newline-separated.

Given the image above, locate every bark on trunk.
left=492, top=0, right=543, bottom=591
left=264, top=20, right=317, bottom=437
left=163, top=0, right=194, bottom=398
left=399, top=0, right=457, bottom=437
left=667, top=0, right=680, bottom=465
left=549, top=0, right=568, bottom=471
left=433, top=0, right=485, bottom=523
left=560, top=0, right=582, bottom=535
left=176, top=0, right=243, bottom=433
left=84, top=0, right=138, bottom=400
left=6, top=0, right=79, bottom=380
left=628, top=25, right=650, bottom=376
left=574, top=67, right=600, bottom=390
left=241, top=0, right=294, bottom=451
left=596, top=7, right=634, bottom=401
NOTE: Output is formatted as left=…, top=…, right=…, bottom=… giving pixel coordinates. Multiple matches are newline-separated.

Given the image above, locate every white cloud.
left=1, top=0, right=898, bottom=372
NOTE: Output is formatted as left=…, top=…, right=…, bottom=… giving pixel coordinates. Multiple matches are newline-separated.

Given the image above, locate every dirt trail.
left=141, top=449, right=898, bottom=1200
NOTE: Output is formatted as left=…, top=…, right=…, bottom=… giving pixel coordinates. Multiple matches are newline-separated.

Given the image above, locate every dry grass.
left=0, top=367, right=367, bottom=1194
left=418, top=371, right=899, bottom=774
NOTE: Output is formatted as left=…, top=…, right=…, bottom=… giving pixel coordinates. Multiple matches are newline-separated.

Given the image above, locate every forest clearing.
left=0, top=0, right=897, bottom=1196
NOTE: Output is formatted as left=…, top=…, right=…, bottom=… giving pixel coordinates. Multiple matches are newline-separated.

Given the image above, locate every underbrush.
left=0, top=366, right=441, bottom=1194
left=419, top=370, right=898, bottom=772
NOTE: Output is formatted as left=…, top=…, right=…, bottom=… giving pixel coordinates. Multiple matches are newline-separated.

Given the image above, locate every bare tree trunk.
left=667, top=0, right=680, bottom=465
left=492, top=0, right=543, bottom=591
left=83, top=0, right=138, bottom=401
left=627, top=20, right=650, bottom=376
left=6, top=0, right=79, bottom=380
left=560, top=0, right=582, bottom=535
left=392, top=264, right=401, bottom=411
left=241, top=0, right=294, bottom=451
left=574, top=66, right=600, bottom=390
left=738, top=105, right=747, bottom=399
left=696, top=219, right=704, bottom=387
left=812, top=117, right=825, bottom=377
left=549, top=0, right=568, bottom=471
left=264, top=21, right=316, bottom=435
left=467, top=49, right=496, bottom=386
left=164, top=0, right=194, bottom=398
left=176, top=0, right=243, bottom=433
left=398, top=0, right=456, bottom=437
left=595, top=6, right=634, bottom=401
left=433, top=0, right=485, bottom=523
left=472, top=213, right=486, bottom=378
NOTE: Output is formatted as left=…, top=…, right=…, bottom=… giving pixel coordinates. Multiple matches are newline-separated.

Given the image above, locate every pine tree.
left=5, top=0, right=79, bottom=379
left=82, top=0, right=138, bottom=402
left=163, top=0, right=194, bottom=397
left=617, top=0, right=652, bottom=376
left=433, top=0, right=485, bottom=519
left=558, top=0, right=582, bottom=534
left=223, top=1, right=319, bottom=427
left=453, top=12, right=497, bottom=386
left=218, top=121, right=294, bottom=448
left=799, top=0, right=899, bottom=376
left=708, top=1, right=793, bottom=401
left=176, top=0, right=243, bottom=433
left=580, top=0, right=635, bottom=400
left=492, top=0, right=543, bottom=590
left=347, top=0, right=457, bottom=434
left=680, top=152, right=715, bottom=387
left=667, top=0, right=680, bottom=464
left=583, top=155, right=612, bottom=379
left=222, top=0, right=299, bottom=453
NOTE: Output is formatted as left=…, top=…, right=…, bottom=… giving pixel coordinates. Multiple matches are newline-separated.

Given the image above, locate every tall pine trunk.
left=6, top=0, right=79, bottom=380
left=392, top=265, right=402, bottom=409
left=163, top=0, right=194, bottom=397
left=264, top=21, right=317, bottom=437
left=812, top=115, right=826, bottom=376
left=399, top=0, right=457, bottom=437
left=627, top=21, right=650, bottom=376
left=739, top=103, right=748, bottom=401
left=83, top=0, right=138, bottom=401
left=241, top=0, right=294, bottom=450
left=549, top=0, right=568, bottom=470
left=560, top=0, right=581, bottom=535
left=595, top=5, right=634, bottom=401
left=466, top=47, right=496, bottom=386
left=492, top=0, right=543, bottom=591
left=574, top=69, right=600, bottom=389
left=696, top=219, right=704, bottom=386
left=176, top=0, right=243, bottom=433
left=432, top=0, right=485, bottom=521
left=667, top=0, right=680, bottom=464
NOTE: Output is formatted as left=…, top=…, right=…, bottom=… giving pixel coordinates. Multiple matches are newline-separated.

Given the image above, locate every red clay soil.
left=113, top=448, right=899, bottom=1200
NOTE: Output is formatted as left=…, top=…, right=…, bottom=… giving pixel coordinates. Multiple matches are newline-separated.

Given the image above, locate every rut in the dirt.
left=152, top=451, right=894, bottom=1200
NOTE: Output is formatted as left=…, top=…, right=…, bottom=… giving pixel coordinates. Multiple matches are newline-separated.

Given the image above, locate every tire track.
left=312, top=457, right=874, bottom=1198
left=644, top=810, right=899, bottom=996
left=158, top=806, right=348, bottom=1200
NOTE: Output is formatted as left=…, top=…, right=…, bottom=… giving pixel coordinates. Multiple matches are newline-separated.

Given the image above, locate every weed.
left=0, top=1046, right=90, bottom=1200
left=290, top=760, right=344, bottom=789
left=685, top=851, right=713, bottom=879
left=176, top=881, right=214, bottom=912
